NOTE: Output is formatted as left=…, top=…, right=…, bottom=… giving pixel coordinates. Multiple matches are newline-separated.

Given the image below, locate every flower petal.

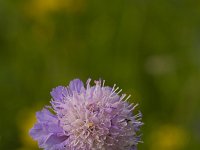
left=50, top=86, right=70, bottom=101
left=29, top=109, right=69, bottom=150
left=69, top=79, right=85, bottom=93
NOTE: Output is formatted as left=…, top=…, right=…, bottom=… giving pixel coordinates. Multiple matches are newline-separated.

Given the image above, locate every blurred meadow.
left=0, top=0, right=200, bottom=149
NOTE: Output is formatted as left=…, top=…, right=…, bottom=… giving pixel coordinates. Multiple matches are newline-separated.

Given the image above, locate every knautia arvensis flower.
left=30, top=79, right=143, bottom=150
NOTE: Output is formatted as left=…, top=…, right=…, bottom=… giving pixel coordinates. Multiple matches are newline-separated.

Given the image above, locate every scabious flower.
left=30, top=79, right=143, bottom=150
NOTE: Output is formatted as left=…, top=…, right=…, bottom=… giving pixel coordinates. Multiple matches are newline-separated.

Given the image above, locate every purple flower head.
left=30, top=79, right=143, bottom=150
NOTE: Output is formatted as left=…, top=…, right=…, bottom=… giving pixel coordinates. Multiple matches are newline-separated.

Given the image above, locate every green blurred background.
left=0, top=0, right=200, bottom=149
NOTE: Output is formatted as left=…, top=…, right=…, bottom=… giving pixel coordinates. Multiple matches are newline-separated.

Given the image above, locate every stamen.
left=110, top=86, right=119, bottom=97
left=116, top=89, right=122, bottom=95
left=119, top=94, right=127, bottom=101
left=124, top=94, right=131, bottom=102
left=87, top=122, right=94, bottom=128
left=111, top=84, right=116, bottom=93
left=129, top=103, right=138, bottom=111
left=102, top=80, right=105, bottom=87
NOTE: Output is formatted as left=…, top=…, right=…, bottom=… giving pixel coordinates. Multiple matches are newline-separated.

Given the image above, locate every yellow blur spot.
left=17, top=109, right=38, bottom=149
left=23, top=0, right=86, bottom=20
left=150, top=124, right=188, bottom=150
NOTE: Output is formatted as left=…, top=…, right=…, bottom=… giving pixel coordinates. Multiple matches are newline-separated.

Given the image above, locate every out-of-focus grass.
left=0, top=0, right=200, bottom=149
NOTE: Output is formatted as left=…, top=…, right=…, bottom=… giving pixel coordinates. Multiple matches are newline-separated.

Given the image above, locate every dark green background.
left=0, top=0, right=200, bottom=149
